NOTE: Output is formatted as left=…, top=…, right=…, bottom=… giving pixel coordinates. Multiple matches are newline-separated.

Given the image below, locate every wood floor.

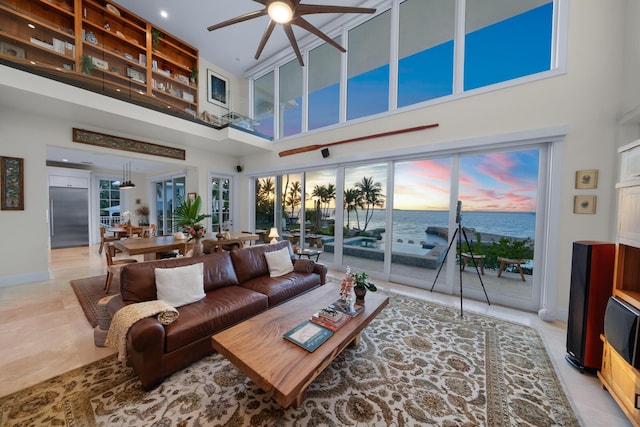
left=0, top=245, right=630, bottom=426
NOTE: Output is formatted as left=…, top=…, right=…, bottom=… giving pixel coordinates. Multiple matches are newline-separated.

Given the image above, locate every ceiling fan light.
left=268, top=1, right=293, bottom=24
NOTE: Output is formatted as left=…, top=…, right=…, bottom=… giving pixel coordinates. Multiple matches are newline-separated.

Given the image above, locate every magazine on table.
left=283, top=320, right=333, bottom=352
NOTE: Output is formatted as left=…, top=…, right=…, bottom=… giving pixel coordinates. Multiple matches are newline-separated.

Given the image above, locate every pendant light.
left=119, top=162, right=135, bottom=189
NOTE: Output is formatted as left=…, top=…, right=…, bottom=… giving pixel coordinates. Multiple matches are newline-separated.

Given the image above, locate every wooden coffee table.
left=211, top=283, right=389, bottom=408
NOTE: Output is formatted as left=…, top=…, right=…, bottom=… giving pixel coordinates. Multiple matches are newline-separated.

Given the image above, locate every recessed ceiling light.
left=62, top=158, right=68, bottom=162
left=160, top=10, right=168, bottom=18
left=27, top=23, right=36, bottom=29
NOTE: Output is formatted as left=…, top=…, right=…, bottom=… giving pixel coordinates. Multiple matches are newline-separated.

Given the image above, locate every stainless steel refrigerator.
left=49, top=187, right=90, bottom=248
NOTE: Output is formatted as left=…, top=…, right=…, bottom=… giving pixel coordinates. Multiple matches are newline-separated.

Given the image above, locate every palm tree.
left=256, top=177, right=275, bottom=228
left=344, top=188, right=364, bottom=230
left=355, top=176, right=385, bottom=232
left=312, top=183, right=336, bottom=220
left=285, top=181, right=302, bottom=219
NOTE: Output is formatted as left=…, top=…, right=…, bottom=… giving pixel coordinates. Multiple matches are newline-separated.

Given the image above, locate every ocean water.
left=345, top=209, right=536, bottom=246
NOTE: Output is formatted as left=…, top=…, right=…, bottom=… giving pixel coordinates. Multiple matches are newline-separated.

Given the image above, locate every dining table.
left=201, top=231, right=259, bottom=251
left=114, top=235, right=190, bottom=261
left=107, top=225, right=145, bottom=239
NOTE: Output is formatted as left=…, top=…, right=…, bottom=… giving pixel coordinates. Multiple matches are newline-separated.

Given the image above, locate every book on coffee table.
left=310, top=310, right=351, bottom=331
left=330, top=299, right=364, bottom=317
left=283, top=320, right=333, bottom=352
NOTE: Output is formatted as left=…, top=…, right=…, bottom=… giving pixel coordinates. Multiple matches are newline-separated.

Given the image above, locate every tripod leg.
left=461, top=228, right=491, bottom=305
left=429, top=228, right=458, bottom=292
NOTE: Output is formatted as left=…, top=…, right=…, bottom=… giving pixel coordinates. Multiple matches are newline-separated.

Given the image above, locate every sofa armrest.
left=126, top=317, right=167, bottom=389
left=313, top=262, right=328, bottom=285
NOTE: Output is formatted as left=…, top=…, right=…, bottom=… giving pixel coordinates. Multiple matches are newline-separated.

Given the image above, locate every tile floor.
left=0, top=245, right=631, bottom=426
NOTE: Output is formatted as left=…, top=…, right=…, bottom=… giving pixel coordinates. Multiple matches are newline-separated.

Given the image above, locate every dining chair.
left=242, top=231, right=254, bottom=246
left=104, top=243, right=137, bottom=293
left=144, top=224, right=157, bottom=237
left=99, top=226, right=118, bottom=254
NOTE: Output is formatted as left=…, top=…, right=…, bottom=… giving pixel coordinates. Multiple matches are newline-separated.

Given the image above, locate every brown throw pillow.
left=294, top=259, right=315, bottom=273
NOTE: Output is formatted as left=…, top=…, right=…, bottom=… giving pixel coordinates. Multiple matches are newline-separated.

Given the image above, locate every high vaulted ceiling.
left=114, top=0, right=376, bottom=76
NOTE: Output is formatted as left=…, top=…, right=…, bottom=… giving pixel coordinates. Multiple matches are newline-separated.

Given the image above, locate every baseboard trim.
left=0, top=271, right=50, bottom=287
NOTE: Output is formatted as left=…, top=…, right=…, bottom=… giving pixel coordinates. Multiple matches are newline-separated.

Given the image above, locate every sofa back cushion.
left=120, top=252, right=239, bottom=303
left=230, top=240, right=292, bottom=284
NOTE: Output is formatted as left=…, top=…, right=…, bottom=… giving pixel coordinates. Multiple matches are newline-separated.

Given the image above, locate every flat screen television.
left=604, top=297, right=640, bottom=368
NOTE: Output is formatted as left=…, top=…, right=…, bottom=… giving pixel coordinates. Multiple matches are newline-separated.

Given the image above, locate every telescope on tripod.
left=430, top=201, right=490, bottom=317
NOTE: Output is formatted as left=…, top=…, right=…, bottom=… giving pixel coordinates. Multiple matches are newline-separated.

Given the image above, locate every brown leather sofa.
left=107, top=240, right=327, bottom=389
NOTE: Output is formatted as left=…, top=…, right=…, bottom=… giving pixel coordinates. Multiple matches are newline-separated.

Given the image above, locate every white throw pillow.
left=155, top=263, right=205, bottom=308
left=264, top=247, right=294, bottom=277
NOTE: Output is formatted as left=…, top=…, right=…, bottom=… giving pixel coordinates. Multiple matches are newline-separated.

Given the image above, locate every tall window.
left=347, top=10, right=391, bottom=120
left=211, top=176, right=230, bottom=232
left=255, top=176, right=276, bottom=231
left=154, top=176, right=185, bottom=235
left=391, top=158, right=451, bottom=282
left=251, top=0, right=558, bottom=139
left=279, top=59, right=303, bottom=137
left=98, top=179, right=121, bottom=225
left=398, top=0, right=455, bottom=107
left=309, top=38, right=341, bottom=130
left=254, top=71, right=274, bottom=137
left=343, top=163, right=387, bottom=273
left=306, top=169, right=337, bottom=264
left=464, top=1, right=553, bottom=90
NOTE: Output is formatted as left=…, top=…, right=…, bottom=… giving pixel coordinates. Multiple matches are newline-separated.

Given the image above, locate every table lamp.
left=268, top=227, right=279, bottom=244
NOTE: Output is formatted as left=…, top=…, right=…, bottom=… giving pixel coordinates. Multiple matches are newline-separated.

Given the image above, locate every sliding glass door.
left=390, top=158, right=452, bottom=286
left=154, top=175, right=185, bottom=235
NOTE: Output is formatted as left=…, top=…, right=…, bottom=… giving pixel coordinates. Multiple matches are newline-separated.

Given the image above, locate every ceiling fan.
left=207, top=0, right=376, bottom=66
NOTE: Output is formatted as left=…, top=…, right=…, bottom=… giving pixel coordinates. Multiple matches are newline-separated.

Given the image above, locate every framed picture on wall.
left=573, top=195, right=596, bottom=214
left=207, top=69, right=229, bottom=108
left=1, top=156, right=24, bottom=210
left=575, top=169, right=598, bottom=189
left=187, top=192, right=197, bottom=201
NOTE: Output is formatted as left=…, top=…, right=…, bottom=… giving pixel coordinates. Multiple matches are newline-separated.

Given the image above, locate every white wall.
left=238, top=0, right=627, bottom=318
left=0, top=99, right=239, bottom=286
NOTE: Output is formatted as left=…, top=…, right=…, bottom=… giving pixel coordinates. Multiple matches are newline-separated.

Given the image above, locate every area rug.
left=0, top=294, right=579, bottom=426
left=70, top=275, right=120, bottom=327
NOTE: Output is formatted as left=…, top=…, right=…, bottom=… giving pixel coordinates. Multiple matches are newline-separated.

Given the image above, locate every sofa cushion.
left=241, top=272, right=320, bottom=306
left=120, top=253, right=240, bottom=303
left=163, top=286, right=268, bottom=353
left=231, top=240, right=291, bottom=284
left=293, top=259, right=315, bottom=273
left=264, top=247, right=294, bottom=277
left=155, top=263, right=205, bottom=308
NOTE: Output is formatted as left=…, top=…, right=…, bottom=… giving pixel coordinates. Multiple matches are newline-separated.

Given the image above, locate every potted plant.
left=81, top=55, right=94, bottom=74
left=172, top=195, right=211, bottom=232
left=135, top=205, right=149, bottom=225
left=353, top=271, right=377, bottom=303
left=172, top=195, right=211, bottom=256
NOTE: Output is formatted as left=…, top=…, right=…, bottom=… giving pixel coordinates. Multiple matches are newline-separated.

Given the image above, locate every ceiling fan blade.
left=296, top=5, right=376, bottom=16
left=283, top=24, right=304, bottom=66
left=255, top=20, right=277, bottom=60
left=207, top=9, right=267, bottom=32
left=293, top=17, right=346, bottom=52
left=252, top=0, right=267, bottom=4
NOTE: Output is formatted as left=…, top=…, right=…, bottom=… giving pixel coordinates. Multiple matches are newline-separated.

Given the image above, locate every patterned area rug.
left=0, top=294, right=578, bottom=426
left=70, top=275, right=119, bottom=327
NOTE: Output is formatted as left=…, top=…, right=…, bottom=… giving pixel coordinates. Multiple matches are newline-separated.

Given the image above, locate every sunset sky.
left=300, top=148, right=539, bottom=213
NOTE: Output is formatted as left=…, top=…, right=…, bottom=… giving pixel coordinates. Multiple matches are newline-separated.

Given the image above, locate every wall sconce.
left=268, top=227, right=279, bottom=244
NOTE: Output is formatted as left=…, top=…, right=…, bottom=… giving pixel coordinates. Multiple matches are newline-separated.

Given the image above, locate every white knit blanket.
left=105, top=300, right=179, bottom=362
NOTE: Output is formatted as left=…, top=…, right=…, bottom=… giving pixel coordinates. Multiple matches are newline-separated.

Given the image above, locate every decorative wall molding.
left=72, top=128, right=186, bottom=160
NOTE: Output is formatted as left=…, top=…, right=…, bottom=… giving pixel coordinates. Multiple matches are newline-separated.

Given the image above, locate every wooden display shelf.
left=0, top=4, right=74, bottom=37
left=82, top=41, right=145, bottom=70
left=82, top=20, right=145, bottom=51
left=82, top=0, right=146, bottom=32
left=0, top=0, right=198, bottom=118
